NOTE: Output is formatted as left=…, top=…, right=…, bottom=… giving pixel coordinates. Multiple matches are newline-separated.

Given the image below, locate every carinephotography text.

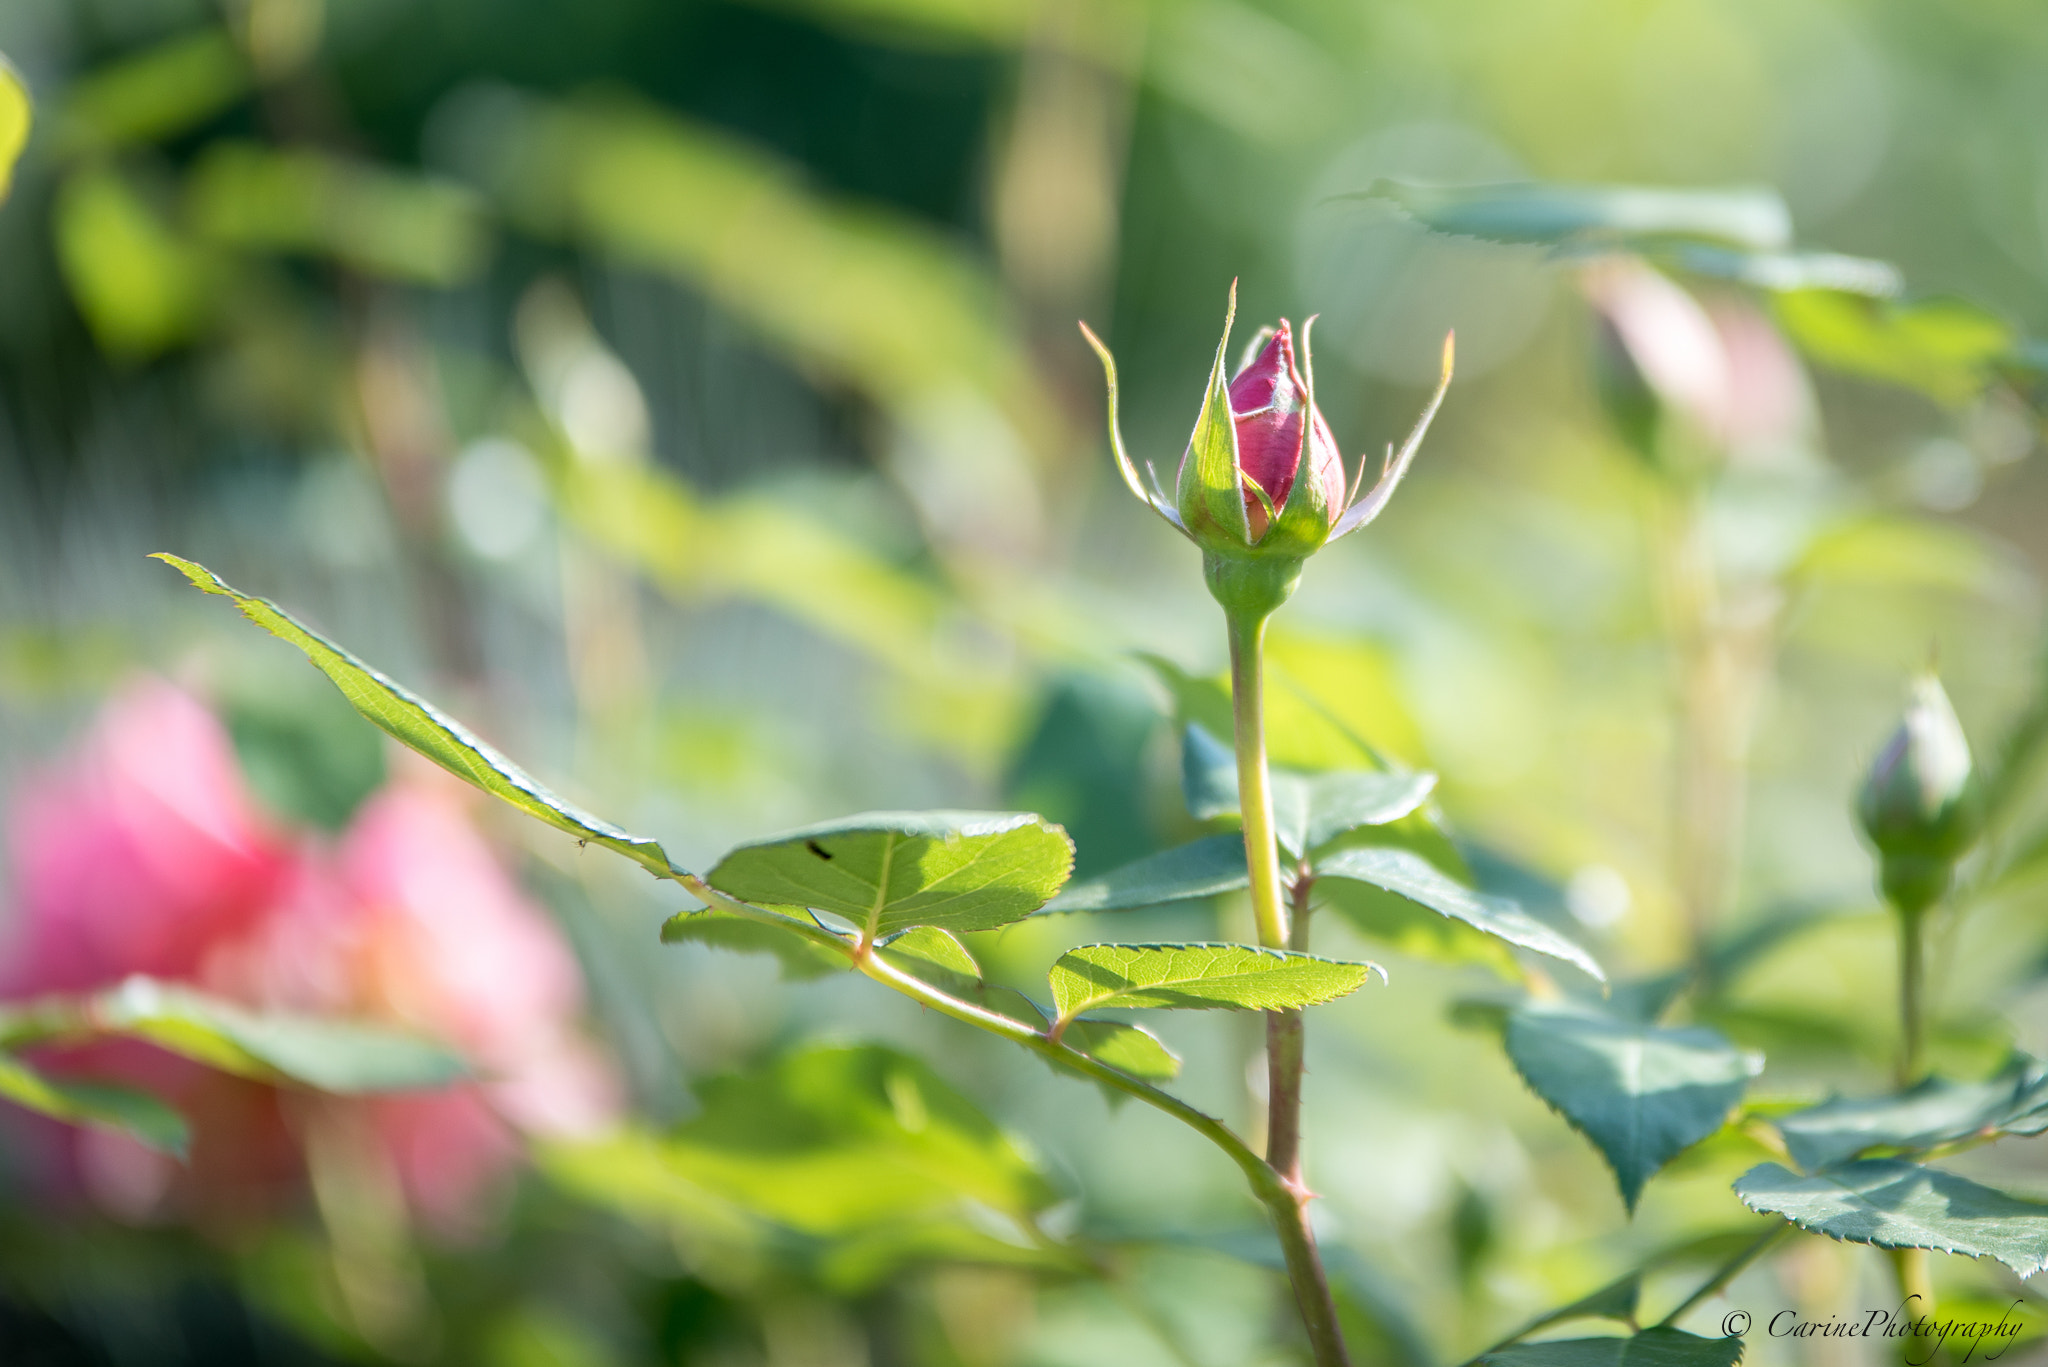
left=1721, top=1298, right=2031, bottom=1364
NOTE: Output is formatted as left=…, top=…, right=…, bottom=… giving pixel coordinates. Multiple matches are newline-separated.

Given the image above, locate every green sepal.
left=1078, top=321, right=1184, bottom=533
left=1175, top=282, right=1252, bottom=549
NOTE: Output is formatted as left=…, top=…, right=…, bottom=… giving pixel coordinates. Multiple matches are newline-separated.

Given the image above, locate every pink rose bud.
left=1079, top=282, right=1453, bottom=619
left=1227, top=322, right=1347, bottom=541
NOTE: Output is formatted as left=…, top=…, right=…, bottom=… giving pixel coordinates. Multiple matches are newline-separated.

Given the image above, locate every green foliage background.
left=5, top=0, right=2048, bottom=1364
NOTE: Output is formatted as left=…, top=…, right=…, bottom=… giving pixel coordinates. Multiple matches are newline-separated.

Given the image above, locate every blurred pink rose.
left=1, top=677, right=617, bottom=1232
left=1579, top=258, right=1812, bottom=456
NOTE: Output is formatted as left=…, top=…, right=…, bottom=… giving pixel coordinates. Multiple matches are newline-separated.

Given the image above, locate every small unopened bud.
left=1077, top=281, right=1452, bottom=622
left=1856, top=675, right=1981, bottom=915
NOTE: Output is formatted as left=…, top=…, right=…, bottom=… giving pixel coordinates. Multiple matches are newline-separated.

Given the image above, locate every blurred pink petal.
left=3, top=679, right=294, bottom=995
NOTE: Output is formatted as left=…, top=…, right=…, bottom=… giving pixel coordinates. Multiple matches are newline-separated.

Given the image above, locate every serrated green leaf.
left=1364, top=180, right=1791, bottom=252
left=1321, top=875, right=1519, bottom=976
left=1175, top=284, right=1250, bottom=546
left=660, top=909, right=850, bottom=979
left=1477, top=1328, right=1743, bottom=1367
left=0, top=1053, right=188, bottom=1156
left=0, top=54, right=29, bottom=204
left=1507, top=1002, right=1760, bottom=1210
left=1064, top=1020, right=1181, bottom=1081
left=1315, top=846, right=1604, bottom=981
left=878, top=926, right=980, bottom=980
left=707, top=811, right=1073, bottom=938
left=1736, top=1159, right=2048, bottom=1275
left=155, top=555, right=677, bottom=879
left=1048, top=943, right=1377, bottom=1024
left=1180, top=723, right=1434, bottom=857
left=90, top=977, right=466, bottom=1094
left=1041, top=834, right=1249, bottom=914
left=1775, top=1057, right=2048, bottom=1172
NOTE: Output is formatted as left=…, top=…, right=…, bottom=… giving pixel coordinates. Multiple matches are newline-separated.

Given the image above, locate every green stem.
left=1228, top=608, right=1290, bottom=951
left=1898, top=904, right=1927, bottom=1088
left=1227, top=608, right=1351, bottom=1367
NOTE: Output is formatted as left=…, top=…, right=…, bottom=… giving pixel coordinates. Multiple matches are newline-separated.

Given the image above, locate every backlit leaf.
left=0, top=1053, right=188, bottom=1156
left=1048, top=943, right=1377, bottom=1023
left=1316, top=846, right=1604, bottom=981
left=1508, top=1002, right=1760, bottom=1210
left=660, top=909, right=849, bottom=979
left=0, top=54, right=28, bottom=203
left=1774, top=290, right=2013, bottom=407
left=1041, top=834, right=1248, bottom=914
left=877, top=926, right=981, bottom=980
left=155, top=555, right=678, bottom=879
left=1736, top=1159, right=2048, bottom=1276
left=1063, top=1020, right=1181, bottom=1081
left=708, top=811, right=1073, bottom=938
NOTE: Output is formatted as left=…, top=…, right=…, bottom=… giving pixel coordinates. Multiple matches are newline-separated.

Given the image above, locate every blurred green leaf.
left=737, top=0, right=1042, bottom=48
left=58, top=28, right=248, bottom=152
left=1476, top=1328, right=1742, bottom=1367
left=1773, top=1056, right=2048, bottom=1171
left=445, top=91, right=1053, bottom=446
left=1363, top=180, right=1792, bottom=252
left=0, top=1053, right=188, bottom=1156
left=558, top=462, right=1019, bottom=762
left=1507, top=1002, right=1760, bottom=1210
left=1793, top=515, right=2011, bottom=596
left=665, top=1044, right=1056, bottom=1231
left=706, top=811, right=1073, bottom=937
left=55, top=166, right=218, bottom=358
left=0, top=54, right=28, bottom=203
left=1660, top=243, right=1900, bottom=297
left=1041, top=833, right=1248, bottom=913
left=1139, top=652, right=1386, bottom=773
left=1774, top=290, right=2014, bottom=406
left=1181, top=722, right=1436, bottom=857
left=1316, top=847, right=1604, bottom=981
left=156, top=555, right=679, bottom=879
left=660, top=909, right=850, bottom=979
left=1063, top=1020, right=1181, bottom=1081
left=1736, top=1159, right=2048, bottom=1275
left=1047, top=943, right=1377, bottom=1022
left=187, top=142, right=490, bottom=284
left=81, top=977, right=465, bottom=1094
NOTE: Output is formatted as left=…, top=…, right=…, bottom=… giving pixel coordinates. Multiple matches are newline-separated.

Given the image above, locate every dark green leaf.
left=1048, top=943, right=1377, bottom=1023
left=155, top=555, right=677, bottom=880
left=91, top=977, right=466, bottom=1094
left=1477, top=1328, right=1743, bottom=1367
left=1361, top=180, right=1791, bottom=252
left=1180, top=722, right=1435, bottom=856
left=1316, top=847, right=1604, bottom=981
left=706, top=810, right=1073, bottom=937
left=0, top=1054, right=189, bottom=1156
left=1735, top=1159, right=2048, bottom=1276
left=1775, top=1058, right=2048, bottom=1171
left=1507, top=1002, right=1760, bottom=1210
left=660, top=909, right=849, bottom=979
left=1041, top=834, right=1248, bottom=914
left=1659, top=244, right=1899, bottom=297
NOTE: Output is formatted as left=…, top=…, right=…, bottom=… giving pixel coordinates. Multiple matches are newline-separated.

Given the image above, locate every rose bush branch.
left=1083, top=282, right=1453, bottom=1367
